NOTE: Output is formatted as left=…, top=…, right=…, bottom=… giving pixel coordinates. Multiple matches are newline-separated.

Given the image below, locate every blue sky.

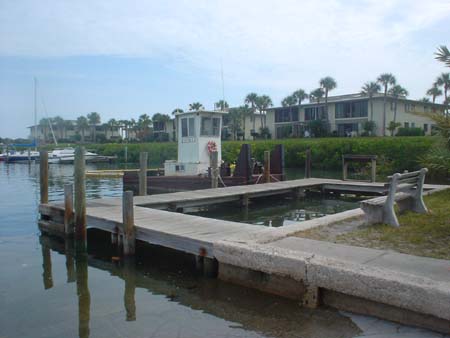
left=1, top=0, right=449, bottom=138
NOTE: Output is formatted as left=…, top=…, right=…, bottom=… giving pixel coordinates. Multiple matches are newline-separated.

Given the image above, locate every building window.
left=335, top=100, right=368, bottom=118
left=337, top=123, right=359, bottom=137
left=411, top=122, right=415, bottom=128
left=275, top=107, right=299, bottom=123
left=201, top=117, right=220, bottom=136
left=404, top=122, right=409, bottom=128
left=153, top=121, right=165, bottom=131
left=423, top=124, right=428, bottom=133
left=181, top=117, right=195, bottom=137
left=276, top=125, right=293, bottom=139
left=305, top=106, right=325, bottom=120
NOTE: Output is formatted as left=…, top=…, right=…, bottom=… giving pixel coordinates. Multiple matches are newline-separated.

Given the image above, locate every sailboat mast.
left=34, top=77, right=37, bottom=150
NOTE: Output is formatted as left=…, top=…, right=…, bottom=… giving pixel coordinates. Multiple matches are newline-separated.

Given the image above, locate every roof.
left=174, top=110, right=228, bottom=116
left=269, top=93, right=447, bottom=110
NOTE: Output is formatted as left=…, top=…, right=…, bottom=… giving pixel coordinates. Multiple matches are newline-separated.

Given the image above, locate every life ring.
left=207, top=140, right=217, bottom=153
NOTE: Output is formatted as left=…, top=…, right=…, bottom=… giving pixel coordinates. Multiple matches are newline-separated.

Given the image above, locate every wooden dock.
left=38, top=177, right=442, bottom=259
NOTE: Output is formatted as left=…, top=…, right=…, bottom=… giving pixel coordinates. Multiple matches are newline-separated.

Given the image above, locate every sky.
left=0, top=0, right=449, bottom=138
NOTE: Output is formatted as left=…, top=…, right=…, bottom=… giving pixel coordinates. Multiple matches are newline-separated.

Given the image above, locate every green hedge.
left=46, top=137, right=437, bottom=174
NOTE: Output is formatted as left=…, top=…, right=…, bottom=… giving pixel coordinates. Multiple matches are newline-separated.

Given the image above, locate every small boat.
left=48, top=148, right=116, bottom=164
left=0, top=150, right=40, bottom=163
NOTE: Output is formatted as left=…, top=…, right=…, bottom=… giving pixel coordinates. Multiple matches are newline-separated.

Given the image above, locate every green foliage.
left=79, top=137, right=437, bottom=175
left=361, top=121, right=377, bottom=136
left=396, top=127, right=424, bottom=136
left=307, top=120, right=329, bottom=137
left=387, top=121, right=401, bottom=136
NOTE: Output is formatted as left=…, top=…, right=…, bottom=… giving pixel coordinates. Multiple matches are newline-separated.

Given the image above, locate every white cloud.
left=1, top=0, right=449, bottom=99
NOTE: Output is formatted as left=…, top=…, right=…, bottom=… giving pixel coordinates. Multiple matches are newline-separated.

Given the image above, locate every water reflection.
left=38, top=233, right=362, bottom=338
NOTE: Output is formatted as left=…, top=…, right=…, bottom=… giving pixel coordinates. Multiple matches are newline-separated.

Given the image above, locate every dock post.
left=371, top=158, right=377, bottom=182
left=305, top=148, right=311, bottom=179
left=122, top=191, right=135, bottom=256
left=41, top=245, right=53, bottom=289
left=75, top=249, right=90, bottom=338
left=74, top=146, right=87, bottom=249
left=264, top=150, right=271, bottom=183
left=139, top=152, right=148, bottom=196
left=39, top=150, right=49, bottom=204
left=64, top=184, right=74, bottom=236
left=123, top=258, right=136, bottom=321
left=342, top=156, right=348, bottom=181
left=210, top=151, right=219, bottom=189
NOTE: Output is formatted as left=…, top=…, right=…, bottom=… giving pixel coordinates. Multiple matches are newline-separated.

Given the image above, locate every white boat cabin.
left=164, top=110, right=227, bottom=176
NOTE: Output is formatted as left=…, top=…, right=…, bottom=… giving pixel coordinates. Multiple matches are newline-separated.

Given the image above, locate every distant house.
left=28, top=120, right=121, bottom=143
left=266, top=93, right=446, bottom=138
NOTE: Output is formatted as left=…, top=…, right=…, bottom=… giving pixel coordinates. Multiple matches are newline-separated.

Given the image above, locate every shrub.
left=396, top=127, right=425, bottom=136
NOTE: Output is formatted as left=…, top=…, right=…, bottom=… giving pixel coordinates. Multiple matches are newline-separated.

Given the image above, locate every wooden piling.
left=123, top=258, right=136, bottom=321
left=305, top=148, right=312, bottom=179
left=264, top=150, right=271, bottom=183
left=122, top=191, right=135, bottom=255
left=74, top=146, right=86, bottom=247
left=139, top=152, right=148, bottom=196
left=39, top=150, right=48, bottom=204
left=64, top=184, right=74, bottom=236
left=42, top=245, right=53, bottom=289
left=210, top=151, right=219, bottom=189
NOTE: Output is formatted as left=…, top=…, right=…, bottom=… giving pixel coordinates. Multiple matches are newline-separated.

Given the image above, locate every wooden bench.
left=360, top=168, right=428, bottom=227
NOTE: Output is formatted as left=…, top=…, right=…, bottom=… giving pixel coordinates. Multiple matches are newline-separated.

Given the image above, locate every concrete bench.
left=360, top=168, right=428, bottom=227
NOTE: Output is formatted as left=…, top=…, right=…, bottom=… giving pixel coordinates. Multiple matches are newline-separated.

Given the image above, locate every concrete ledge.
left=213, top=240, right=450, bottom=332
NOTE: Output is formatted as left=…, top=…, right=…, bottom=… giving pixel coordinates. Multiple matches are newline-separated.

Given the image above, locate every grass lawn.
left=300, top=188, right=450, bottom=260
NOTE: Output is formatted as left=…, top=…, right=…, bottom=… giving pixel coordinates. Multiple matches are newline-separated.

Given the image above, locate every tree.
left=137, top=114, right=152, bottom=141
left=389, top=84, right=408, bottom=128
left=319, top=76, right=337, bottom=118
left=426, top=85, right=443, bottom=103
left=435, top=45, right=450, bottom=67
left=309, top=88, right=324, bottom=105
left=361, top=82, right=381, bottom=121
left=107, top=118, right=117, bottom=138
left=172, top=108, right=184, bottom=115
left=236, top=105, right=253, bottom=140
left=387, top=121, right=401, bottom=136
left=227, top=107, right=242, bottom=140
left=245, top=92, right=259, bottom=130
left=215, top=100, right=229, bottom=111
left=87, top=112, right=101, bottom=142
left=189, top=102, right=204, bottom=111
left=76, top=116, right=89, bottom=143
left=53, top=116, right=65, bottom=140
left=420, top=97, right=431, bottom=103
left=281, top=95, right=297, bottom=107
left=362, top=120, right=377, bottom=136
left=292, top=89, right=308, bottom=105
left=435, top=73, right=450, bottom=108
left=254, top=95, right=273, bottom=128
left=377, top=73, right=397, bottom=136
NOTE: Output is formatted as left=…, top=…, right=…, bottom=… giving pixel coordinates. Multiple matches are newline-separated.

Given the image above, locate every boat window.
left=181, top=117, right=195, bottom=137
left=201, top=117, right=220, bottom=136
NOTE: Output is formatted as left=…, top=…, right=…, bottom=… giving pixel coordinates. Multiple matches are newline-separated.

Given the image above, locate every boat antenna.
left=220, top=59, right=226, bottom=109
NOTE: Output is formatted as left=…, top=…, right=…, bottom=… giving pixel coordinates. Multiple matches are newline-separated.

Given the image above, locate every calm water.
left=0, top=162, right=439, bottom=338
left=187, top=195, right=360, bottom=227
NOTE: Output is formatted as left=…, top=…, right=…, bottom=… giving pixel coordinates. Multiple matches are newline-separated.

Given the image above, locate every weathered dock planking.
left=39, top=177, right=440, bottom=259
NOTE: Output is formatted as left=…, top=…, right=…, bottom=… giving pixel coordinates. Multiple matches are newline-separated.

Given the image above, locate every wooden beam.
left=139, top=152, right=148, bottom=196
left=39, top=150, right=48, bottom=204
left=74, top=146, right=86, bottom=247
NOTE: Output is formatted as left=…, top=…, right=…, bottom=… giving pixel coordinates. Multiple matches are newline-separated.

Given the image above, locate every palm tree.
left=137, top=114, right=152, bottom=141
left=107, top=118, right=117, bottom=139
left=189, top=102, right=204, bottom=111
left=237, top=105, right=253, bottom=140
left=53, top=116, right=65, bottom=140
left=87, top=112, right=101, bottom=142
left=281, top=95, right=297, bottom=107
left=76, top=116, right=89, bottom=143
left=172, top=108, right=184, bottom=115
left=388, top=84, right=408, bottom=135
left=215, top=100, right=229, bottom=111
left=426, top=85, right=442, bottom=103
left=319, top=76, right=337, bottom=118
left=292, top=89, right=308, bottom=105
left=361, top=82, right=381, bottom=121
left=435, top=73, right=450, bottom=108
left=420, top=97, right=431, bottom=103
left=377, top=73, right=397, bottom=136
left=309, top=88, right=324, bottom=104
left=254, top=95, right=273, bottom=128
left=435, top=45, right=450, bottom=67
left=245, top=92, right=259, bottom=130
left=227, top=108, right=242, bottom=140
